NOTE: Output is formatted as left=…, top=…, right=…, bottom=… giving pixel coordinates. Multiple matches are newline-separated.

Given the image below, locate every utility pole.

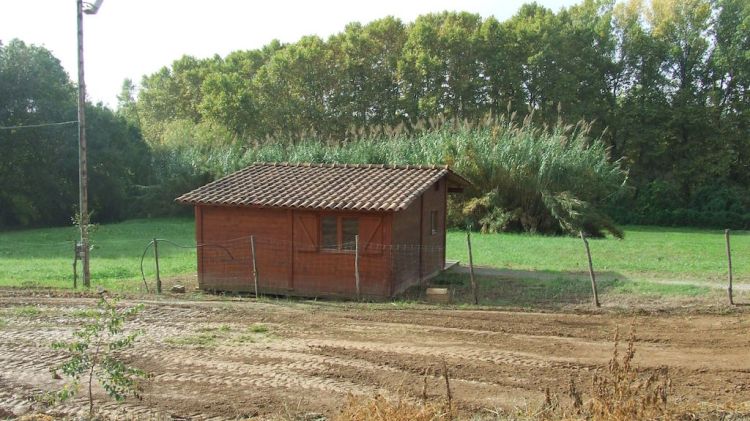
left=76, top=0, right=102, bottom=288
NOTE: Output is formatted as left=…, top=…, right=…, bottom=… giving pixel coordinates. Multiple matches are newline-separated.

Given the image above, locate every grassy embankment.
left=0, top=218, right=747, bottom=303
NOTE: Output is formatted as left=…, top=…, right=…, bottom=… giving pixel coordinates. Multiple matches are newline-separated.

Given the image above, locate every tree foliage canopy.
left=0, top=40, right=149, bottom=228
left=129, top=0, right=750, bottom=229
left=2, top=0, right=750, bottom=232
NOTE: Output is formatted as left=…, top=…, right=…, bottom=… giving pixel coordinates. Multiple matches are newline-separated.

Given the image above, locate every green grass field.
left=0, top=218, right=195, bottom=291
left=447, top=226, right=749, bottom=283
left=0, top=218, right=746, bottom=299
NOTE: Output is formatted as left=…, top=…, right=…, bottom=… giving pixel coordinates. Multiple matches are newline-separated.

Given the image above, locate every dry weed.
left=584, top=324, right=671, bottom=420
left=333, top=360, right=458, bottom=421
left=333, top=394, right=451, bottom=421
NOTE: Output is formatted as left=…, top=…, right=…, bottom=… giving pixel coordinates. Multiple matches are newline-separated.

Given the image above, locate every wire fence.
left=0, top=229, right=745, bottom=307
left=139, top=234, right=446, bottom=300
left=132, top=230, right=744, bottom=307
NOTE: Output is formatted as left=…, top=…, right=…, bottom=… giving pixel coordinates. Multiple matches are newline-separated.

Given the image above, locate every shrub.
left=51, top=296, right=147, bottom=418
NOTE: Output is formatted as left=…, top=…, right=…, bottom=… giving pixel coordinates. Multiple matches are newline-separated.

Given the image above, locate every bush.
left=51, top=296, right=147, bottom=418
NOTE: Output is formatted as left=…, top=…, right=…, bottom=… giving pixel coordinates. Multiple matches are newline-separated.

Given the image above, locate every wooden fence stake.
left=580, top=232, right=600, bottom=308
left=153, top=238, right=161, bottom=294
left=355, top=235, right=361, bottom=301
left=725, top=229, right=734, bottom=305
left=467, top=231, right=478, bottom=305
left=72, top=241, right=78, bottom=289
left=442, top=358, right=453, bottom=413
left=250, top=235, right=259, bottom=298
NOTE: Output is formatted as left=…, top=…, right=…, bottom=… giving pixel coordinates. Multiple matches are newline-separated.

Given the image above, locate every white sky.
left=1, top=0, right=579, bottom=108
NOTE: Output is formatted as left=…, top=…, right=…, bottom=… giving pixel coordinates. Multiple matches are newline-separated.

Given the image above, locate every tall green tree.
left=0, top=39, right=151, bottom=228
left=479, top=16, right=526, bottom=116
left=399, top=12, right=485, bottom=122
left=116, top=78, right=140, bottom=129
left=709, top=0, right=750, bottom=188
left=198, top=41, right=283, bottom=138
left=328, top=17, right=407, bottom=133
left=138, top=55, right=220, bottom=144
left=0, top=39, right=77, bottom=226
left=253, top=36, right=337, bottom=139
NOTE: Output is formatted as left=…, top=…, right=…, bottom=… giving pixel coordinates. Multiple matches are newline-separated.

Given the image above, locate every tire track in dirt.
left=134, top=343, right=384, bottom=396
left=1, top=293, right=748, bottom=419
left=297, top=337, right=582, bottom=370
left=131, top=331, right=529, bottom=409
left=0, top=350, right=67, bottom=372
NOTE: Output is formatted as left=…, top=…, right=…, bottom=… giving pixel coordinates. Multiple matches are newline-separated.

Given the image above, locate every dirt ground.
left=0, top=289, right=748, bottom=420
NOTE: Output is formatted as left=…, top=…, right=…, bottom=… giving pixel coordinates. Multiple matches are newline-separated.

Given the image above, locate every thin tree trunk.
left=88, top=333, right=103, bottom=418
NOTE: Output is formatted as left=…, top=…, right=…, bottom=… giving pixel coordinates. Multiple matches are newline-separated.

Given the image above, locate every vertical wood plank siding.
left=194, top=175, right=448, bottom=299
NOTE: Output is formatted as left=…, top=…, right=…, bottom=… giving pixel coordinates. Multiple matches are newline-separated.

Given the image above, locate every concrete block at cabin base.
left=425, top=287, right=450, bottom=304
left=170, top=285, right=186, bottom=293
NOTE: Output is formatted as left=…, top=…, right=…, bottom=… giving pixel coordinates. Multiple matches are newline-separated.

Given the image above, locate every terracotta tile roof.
left=176, top=162, right=469, bottom=212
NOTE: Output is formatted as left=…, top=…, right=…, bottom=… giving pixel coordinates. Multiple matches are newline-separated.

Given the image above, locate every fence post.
left=355, top=235, right=361, bottom=301
left=153, top=237, right=161, bottom=294
left=725, top=229, right=734, bottom=305
left=250, top=235, right=259, bottom=298
left=466, top=231, right=478, bottom=305
left=580, top=231, right=600, bottom=308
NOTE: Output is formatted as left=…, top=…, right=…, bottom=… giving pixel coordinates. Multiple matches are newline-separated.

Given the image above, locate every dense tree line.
left=2, top=0, right=749, bottom=231
left=130, top=0, right=750, bottom=227
left=0, top=40, right=149, bottom=228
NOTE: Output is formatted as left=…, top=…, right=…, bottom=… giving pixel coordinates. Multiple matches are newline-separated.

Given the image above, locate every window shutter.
left=358, top=216, right=383, bottom=255
left=294, top=213, right=318, bottom=251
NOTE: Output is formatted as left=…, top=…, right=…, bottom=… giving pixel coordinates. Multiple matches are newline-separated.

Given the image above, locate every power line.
left=0, top=120, right=78, bottom=130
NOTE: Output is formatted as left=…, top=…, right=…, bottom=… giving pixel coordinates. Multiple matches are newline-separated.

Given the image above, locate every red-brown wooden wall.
left=194, top=175, right=448, bottom=299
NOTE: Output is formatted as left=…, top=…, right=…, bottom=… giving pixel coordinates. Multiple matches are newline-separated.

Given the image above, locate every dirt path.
left=0, top=292, right=748, bottom=419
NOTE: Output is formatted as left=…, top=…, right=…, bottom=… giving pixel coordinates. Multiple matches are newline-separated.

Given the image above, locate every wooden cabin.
left=176, top=163, right=468, bottom=299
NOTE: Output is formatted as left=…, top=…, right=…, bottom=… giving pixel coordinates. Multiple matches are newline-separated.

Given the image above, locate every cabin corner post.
left=418, top=194, right=424, bottom=283
left=442, top=175, right=447, bottom=270
left=289, top=209, right=295, bottom=291
left=386, top=213, right=395, bottom=298
left=195, top=206, right=204, bottom=288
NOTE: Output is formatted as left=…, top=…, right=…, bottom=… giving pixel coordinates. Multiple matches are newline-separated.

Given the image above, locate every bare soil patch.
left=0, top=290, right=748, bottom=419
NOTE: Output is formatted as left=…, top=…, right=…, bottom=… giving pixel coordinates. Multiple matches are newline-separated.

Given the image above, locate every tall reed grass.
left=148, top=114, right=627, bottom=236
